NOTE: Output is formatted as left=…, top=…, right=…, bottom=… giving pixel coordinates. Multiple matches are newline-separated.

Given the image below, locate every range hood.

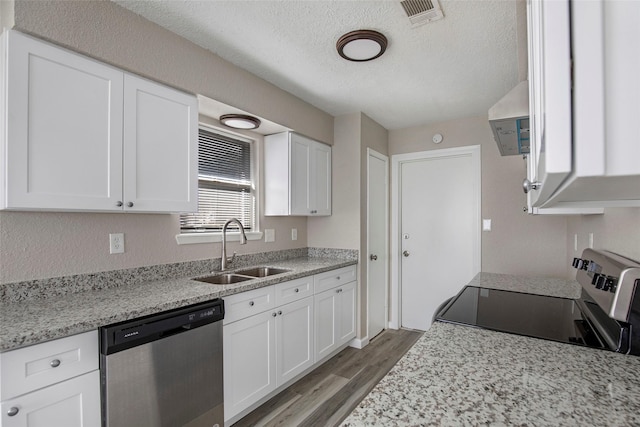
left=488, top=81, right=530, bottom=156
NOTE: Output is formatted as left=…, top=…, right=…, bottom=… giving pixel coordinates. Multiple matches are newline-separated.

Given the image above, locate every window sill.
left=175, top=231, right=264, bottom=245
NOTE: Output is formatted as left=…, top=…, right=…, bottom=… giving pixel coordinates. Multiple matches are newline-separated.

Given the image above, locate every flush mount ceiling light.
left=336, top=30, right=388, bottom=62
left=219, top=114, right=261, bottom=130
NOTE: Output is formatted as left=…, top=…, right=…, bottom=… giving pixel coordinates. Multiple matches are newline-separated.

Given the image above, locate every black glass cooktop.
left=435, top=286, right=606, bottom=349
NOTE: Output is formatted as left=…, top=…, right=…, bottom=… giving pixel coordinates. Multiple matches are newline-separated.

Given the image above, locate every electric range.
left=435, top=248, right=640, bottom=355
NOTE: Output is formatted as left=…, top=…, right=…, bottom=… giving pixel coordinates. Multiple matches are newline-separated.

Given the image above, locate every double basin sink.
left=194, top=267, right=290, bottom=285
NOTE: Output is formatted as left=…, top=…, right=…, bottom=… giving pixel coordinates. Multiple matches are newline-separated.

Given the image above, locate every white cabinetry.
left=525, top=0, right=640, bottom=210
left=0, top=30, right=197, bottom=213
left=313, top=266, right=357, bottom=362
left=223, top=277, right=314, bottom=423
left=264, top=131, right=331, bottom=216
left=0, top=331, right=100, bottom=427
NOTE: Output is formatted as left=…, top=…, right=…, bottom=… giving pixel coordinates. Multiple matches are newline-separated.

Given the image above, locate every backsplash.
left=0, top=247, right=357, bottom=303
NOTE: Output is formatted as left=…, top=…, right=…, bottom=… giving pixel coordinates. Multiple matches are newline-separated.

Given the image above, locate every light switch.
left=291, top=228, right=298, bottom=241
left=265, top=229, right=275, bottom=243
left=482, top=219, right=492, bottom=231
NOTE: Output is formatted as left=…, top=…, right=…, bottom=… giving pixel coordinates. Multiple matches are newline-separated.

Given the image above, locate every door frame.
left=366, top=148, right=389, bottom=338
left=389, top=145, right=481, bottom=329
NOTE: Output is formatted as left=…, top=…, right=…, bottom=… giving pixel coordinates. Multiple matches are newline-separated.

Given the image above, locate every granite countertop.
left=342, top=272, right=640, bottom=427
left=0, top=255, right=356, bottom=352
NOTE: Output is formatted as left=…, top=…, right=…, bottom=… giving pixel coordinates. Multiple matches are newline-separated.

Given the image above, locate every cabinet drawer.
left=0, top=330, right=98, bottom=400
left=275, top=276, right=314, bottom=306
left=314, top=265, right=357, bottom=294
left=224, top=286, right=276, bottom=325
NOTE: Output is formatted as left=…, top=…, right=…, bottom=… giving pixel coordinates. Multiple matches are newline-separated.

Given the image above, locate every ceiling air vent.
left=399, top=0, right=444, bottom=27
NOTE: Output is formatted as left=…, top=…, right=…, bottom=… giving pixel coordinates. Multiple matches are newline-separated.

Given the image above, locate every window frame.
left=176, top=124, right=262, bottom=245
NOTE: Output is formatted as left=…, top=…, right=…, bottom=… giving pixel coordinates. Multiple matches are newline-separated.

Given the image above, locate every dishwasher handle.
left=100, top=299, right=224, bottom=355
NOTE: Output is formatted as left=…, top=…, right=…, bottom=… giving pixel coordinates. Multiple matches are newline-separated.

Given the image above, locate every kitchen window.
left=176, top=126, right=261, bottom=244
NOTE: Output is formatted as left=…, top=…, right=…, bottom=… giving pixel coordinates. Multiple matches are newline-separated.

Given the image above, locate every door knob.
left=403, top=250, right=410, bottom=257
left=370, top=254, right=378, bottom=261
left=522, top=179, right=541, bottom=194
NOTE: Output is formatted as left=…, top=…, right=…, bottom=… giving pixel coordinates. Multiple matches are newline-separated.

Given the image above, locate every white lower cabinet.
left=223, top=308, right=277, bottom=421
left=276, top=297, right=314, bottom=385
left=0, top=371, right=100, bottom=427
left=314, top=280, right=357, bottom=362
left=223, top=290, right=314, bottom=423
left=0, top=331, right=100, bottom=427
left=223, top=266, right=356, bottom=424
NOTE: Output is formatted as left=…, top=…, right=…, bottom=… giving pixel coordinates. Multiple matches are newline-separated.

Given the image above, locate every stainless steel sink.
left=234, top=267, right=290, bottom=278
left=194, top=274, right=252, bottom=285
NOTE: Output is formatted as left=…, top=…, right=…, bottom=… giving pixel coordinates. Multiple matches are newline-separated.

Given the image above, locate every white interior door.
left=394, top=146, right=481, bottom=331
left=367, top=149, right=388, bottom=340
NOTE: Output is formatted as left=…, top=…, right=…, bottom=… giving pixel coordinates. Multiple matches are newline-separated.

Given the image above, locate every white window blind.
left=180, top=128, right=254, bottom=232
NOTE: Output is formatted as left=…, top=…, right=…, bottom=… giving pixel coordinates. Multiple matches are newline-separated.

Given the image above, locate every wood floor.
left=233, top=328, right=423, bottom=427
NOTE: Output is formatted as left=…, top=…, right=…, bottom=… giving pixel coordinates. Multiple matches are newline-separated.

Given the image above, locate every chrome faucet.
left=221, top=218, right=247, bottom=271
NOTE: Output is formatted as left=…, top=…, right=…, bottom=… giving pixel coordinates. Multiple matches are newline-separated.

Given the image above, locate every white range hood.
left=488, top=81, right=530, bottom=156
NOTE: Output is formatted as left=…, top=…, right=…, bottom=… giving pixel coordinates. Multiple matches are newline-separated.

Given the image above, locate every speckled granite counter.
left=0, top=250, right=356, bottom=351
left=342, top=272, right=640, bottom=427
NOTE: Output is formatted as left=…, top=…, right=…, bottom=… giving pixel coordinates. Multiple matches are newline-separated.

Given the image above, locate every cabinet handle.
left=272, top=312, right=277, bottom=317
left=278, top=310, right=282, bottom=315
left=126, top=202, right=134, bottom=208
left=7, top=407, right=19, bottom=417
left=50, top=359, right=61, bottom=368
left=294, top=288, right=299, bottom=293
left=336, top=288, right=343, bottom=293
left=249, top=301, right=255, bottom=306
left=116, top=201, right=123, bottom=207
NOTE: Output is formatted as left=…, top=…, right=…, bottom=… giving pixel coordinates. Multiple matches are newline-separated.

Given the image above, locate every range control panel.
left=573, top=249, right=640, bottom=322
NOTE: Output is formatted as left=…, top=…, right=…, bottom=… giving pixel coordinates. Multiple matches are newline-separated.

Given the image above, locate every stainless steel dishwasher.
left=99, top=299, right=224, bottom=427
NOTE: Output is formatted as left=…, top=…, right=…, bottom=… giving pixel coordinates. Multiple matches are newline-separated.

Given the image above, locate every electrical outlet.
left=291, top=228, right=298, bottom=241
left=264, top=229, right=275, bottom=243
left=589, top=233, right=594, bottom=249
left=109, top=233, right=125, bottom=254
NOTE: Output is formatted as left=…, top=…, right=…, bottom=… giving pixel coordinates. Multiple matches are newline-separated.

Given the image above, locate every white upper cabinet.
left=526, top=0, right=640, bottom=209
left=0, top=30, right=197, bottom=213
left=123, top=75, right=198, bottom=212
left=265, top=131, right=331, bottom=216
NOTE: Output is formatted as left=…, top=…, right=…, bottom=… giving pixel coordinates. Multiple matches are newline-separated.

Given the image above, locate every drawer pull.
left=7, top=407, right=19, bottom=417
left=272, top=312, right=277, bottom=317
left=294, top=288, right=299, bottom=293
left=50, top=359, right=61, bottom=368
left=249, top=301, right=255, bottom=306
left=278, top=310, right=282, bottom=315
left=336, top=288, right=343, bottom=293
left=336, top=276, right=341, bottom=280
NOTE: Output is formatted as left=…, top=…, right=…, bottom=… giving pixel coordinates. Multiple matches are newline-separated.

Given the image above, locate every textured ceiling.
left=114, top=0, right=520, bottom=130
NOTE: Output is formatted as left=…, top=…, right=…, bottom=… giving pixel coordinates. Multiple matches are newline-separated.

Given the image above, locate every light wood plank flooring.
left=233, top=328, right=423, bottom=427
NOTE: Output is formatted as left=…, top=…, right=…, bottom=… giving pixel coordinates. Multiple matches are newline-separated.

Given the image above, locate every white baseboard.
left=349, top=336, right=369, bottom=349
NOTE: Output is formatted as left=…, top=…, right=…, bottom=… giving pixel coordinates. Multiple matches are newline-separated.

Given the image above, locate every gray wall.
left=389, top=116, right=569, bottom=278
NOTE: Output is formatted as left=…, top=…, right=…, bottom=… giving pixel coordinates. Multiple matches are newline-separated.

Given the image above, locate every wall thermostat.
left=432, top=133, right=443, bottom=144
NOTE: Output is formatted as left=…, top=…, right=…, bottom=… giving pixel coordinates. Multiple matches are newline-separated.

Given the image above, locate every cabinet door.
left=289, top=134, right=312, bottom=215
left=123, top=74, right=198, bottom=213
left=314, top=287, right=339, bottom=362
left=276, top=297, right=314, bottom=385
left=223, top=310, right=276, bottom=421
left=4, top=31, right=124, bottom=211
left=338, top=281, right=357, bottom=346
left=0, top=371, right=100, bottom=427
left=311, top=142, right=332, bottom=215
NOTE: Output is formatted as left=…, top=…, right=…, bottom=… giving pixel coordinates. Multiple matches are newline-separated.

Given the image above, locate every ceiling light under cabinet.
left=219, top=114, right=261, bottom=130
